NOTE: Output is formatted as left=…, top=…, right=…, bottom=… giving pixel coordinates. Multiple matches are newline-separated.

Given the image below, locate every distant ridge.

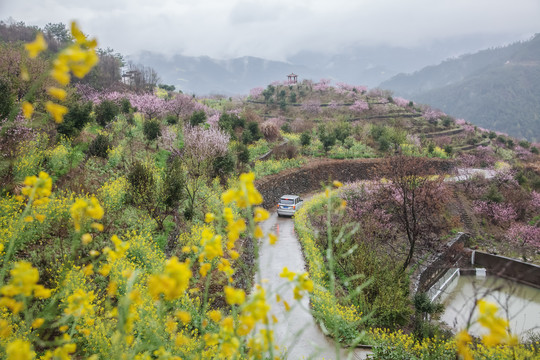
left=382, top=34, right=540, bottom=142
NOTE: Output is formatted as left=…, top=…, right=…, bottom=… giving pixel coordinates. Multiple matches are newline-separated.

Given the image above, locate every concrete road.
left=256, top=212, right=371, bottom=360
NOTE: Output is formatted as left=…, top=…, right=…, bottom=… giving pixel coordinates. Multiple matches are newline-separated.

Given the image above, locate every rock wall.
left=255, top=158, right=453, bottom=209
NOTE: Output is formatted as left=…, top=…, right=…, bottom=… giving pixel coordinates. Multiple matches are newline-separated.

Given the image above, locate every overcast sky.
left=2, top=0, right=539, bottom=61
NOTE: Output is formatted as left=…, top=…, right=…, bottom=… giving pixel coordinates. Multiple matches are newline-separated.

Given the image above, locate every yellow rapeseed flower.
left=254, top=225, right=264, bottom=239
left=456, top=330, right=473, bottom=360
left=45, top=101, right=68, bottom=123
left=24, top=32, right=47, bottom=58
left=205, top=212, right=215, bottom=223
left=31, top=318, right=45, bottom=329
left=253, top=207, right=269, bottom=222
left=6, top=339, right=35, bottom=360
left=477, top=299, right=518, bottom=346
left=279, top=267, right=295, bottom=281
left=224, top=286, right=245, bottom=305
left=65, top=289, right=95, bottom=317
left=148, top=257, right=192, bottom=301
left=175, top=310, right=191, bottom=324
left=208, top=310, right=222, bottom=322
left=1, top=261, right=39, bottom=297
left=70, top=196, right=104, bottom=232
left=22, top=101, right=34, bottom=119
left=82, top=233, right=92, bottom=245
left=199, top=263, right=211, bottom=277
left=47, top=87, right=67, bottom=101
left=20, top=65, right=29, bottom=81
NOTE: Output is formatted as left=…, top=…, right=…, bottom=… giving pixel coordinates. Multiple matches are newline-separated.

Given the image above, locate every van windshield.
left=280, top=199, right=294, bottom=205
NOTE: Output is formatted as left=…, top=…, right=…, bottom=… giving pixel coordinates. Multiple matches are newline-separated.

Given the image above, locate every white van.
left=277, top=195, right=303, bottom=217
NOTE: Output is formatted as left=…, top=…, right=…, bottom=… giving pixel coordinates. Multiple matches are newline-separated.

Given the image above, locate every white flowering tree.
left=180, top=124, right=230, bottom=218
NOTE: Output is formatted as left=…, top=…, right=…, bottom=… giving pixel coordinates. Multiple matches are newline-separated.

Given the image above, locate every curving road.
left=257, top=211, right=371, bottom=360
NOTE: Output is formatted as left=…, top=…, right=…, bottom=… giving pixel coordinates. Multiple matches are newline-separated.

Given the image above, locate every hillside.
left=414, top=62, right=540, bottom=141
left=381, top=34, right=540, bottom=142
left=1, top=22, right=540, bottom=360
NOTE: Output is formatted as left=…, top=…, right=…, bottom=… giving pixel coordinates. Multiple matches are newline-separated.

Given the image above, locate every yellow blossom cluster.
left=70, top=196, right=104, bottom=233
left=0, top=261, right=51, bottom=314
left=23, top=22, right=98, bottom=123
left=223, top=207, right=246, bottom=247
left=103, top=235, right=130, bottom=264
left=148, top=257, right=192, bottom=301
left=42, top=342, right=77, bottom=360
left=0, top=171, right=305, bottom=359
left=205, top=285, right=274, bottom=359
left=456, top=299, right=519, bottom=360
left=6, top=339, right=35, bottom=360
left=279, top=267, right=314, bottom=300
left=17, top=171, right=53, bottom=223
left=64, top=288, right=95, bottom=317
left=222, top=172, right=262, bottom=208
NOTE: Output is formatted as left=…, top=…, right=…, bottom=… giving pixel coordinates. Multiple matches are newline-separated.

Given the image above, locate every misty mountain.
left=381, top=34, right=540, bottom=142
left=129, top=35, right=513, bottom=96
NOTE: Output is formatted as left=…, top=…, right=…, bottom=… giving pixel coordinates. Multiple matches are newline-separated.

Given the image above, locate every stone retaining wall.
left=255, top=158, right=453, bottom=209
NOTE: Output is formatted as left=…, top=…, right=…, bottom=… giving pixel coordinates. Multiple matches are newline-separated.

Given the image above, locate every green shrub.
left=247, top=122, right=262, bottom=142
left=236, top=143, right=250, bottom=165
left=120, top=98, right=131, bottom=114
left=442, top=116, right=453, bottom=127
left=280, top=122, right=291, bottom=133
left=519, top=140, right=530, bottom=149
left=127, top=162, right=156, bottom=206
left=87, top=134, right=110, bottom=158
left=318, top=125, right=336, bottom=152
left=483, top=184, right=504, bottom=203
left=218, top=113, right=245, bottom=139
left=289, top=92, right=297, bottom=103
left=412, top=292, right=445, bottom=340
left=370, top=125, right=388, bottom=141
left=332, top=121, right=352, bottom=143
left=349, top=142, right=375, bottom=158
left=57, top=101, right=93, bottom=137
left=347, top=243, right=412, bottom=329
left=126, top=110, right=135, bottom=125
left=143, top=119, right=161, bottom=141
left=163, top=155, right=185, bottom=209
left=212, top=152, right=235, bottom=181
left=300, top=132, right=311, bottom=146
left=241, top=129, right=253, bottom=144
left=95, top=100, right=119, bottom=127
left=0, top=78, right=14, bottom=119
left=443, top=144, right=453, bottom=155
left=166, top=114, right=178, bottom=125
left=46, top=138, right=79, bottom=177
left=189, top=110, right=206, bottom=126
left=531, top=146, right=539, bottom=154
left=378, top=137, right=391, bottom=152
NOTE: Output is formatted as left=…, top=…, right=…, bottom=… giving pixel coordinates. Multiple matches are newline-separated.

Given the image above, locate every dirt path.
left=257, top=212, right=371, bottom=360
